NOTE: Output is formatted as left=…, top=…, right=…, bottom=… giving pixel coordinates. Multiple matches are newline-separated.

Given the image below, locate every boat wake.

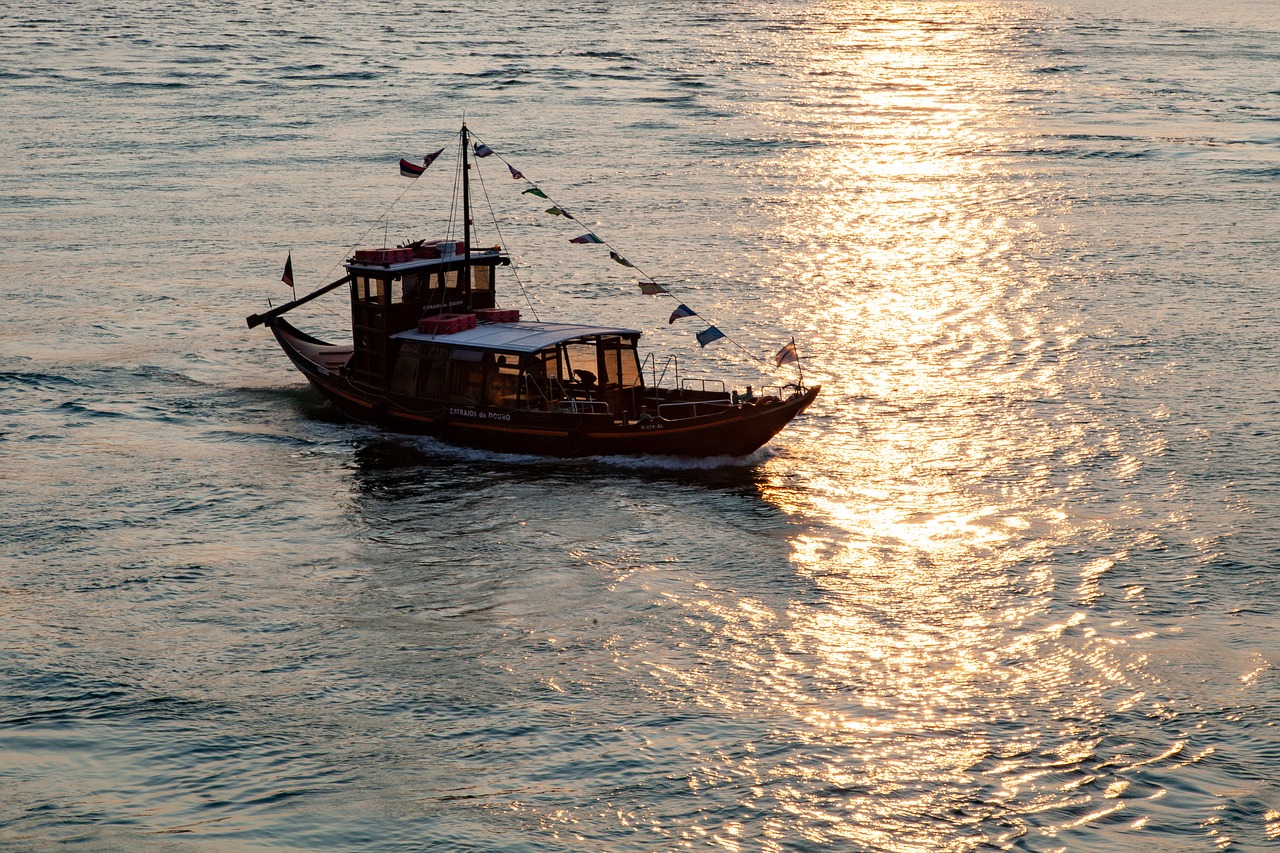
left=363, top=432, right=780, bottom=472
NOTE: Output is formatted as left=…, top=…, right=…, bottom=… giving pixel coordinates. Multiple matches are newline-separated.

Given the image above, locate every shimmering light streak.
left=647, top=2, right=1198, bottom=848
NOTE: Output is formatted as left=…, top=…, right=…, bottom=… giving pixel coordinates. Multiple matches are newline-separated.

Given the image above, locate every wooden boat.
left=247, top=125, right=818, bottom=458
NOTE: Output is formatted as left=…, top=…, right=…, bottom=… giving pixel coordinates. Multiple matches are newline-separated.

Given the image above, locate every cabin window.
left=485, top=354, right=521, bottom=407
left=355, top=276, right=387, bottom=303
left=562, top=341, right=599, bottom=386
left=538, top=349, right=561, bottom=381
left=398, top=274, right=426, bottom=302
left=450, top=365, right=483, bottom=406
left=471, top=265, right=492, bottom=291
left=599, top=335, right=642, bottom=387
left=621, top=342, right=641, bottom=387
left=419, top=359, right=445, bottom=399
left=388, top=342, right=421, bottom=394
left=402, top=274, right=418, bottom=300
left=391, top=276, right=406, bottom=304
left=600, top=336, right=636, bottom=388
left=417, top=344, right=448, bottom=400
left=443, top=268, right=459, bottom=291
left=447, top=349, right=485, bottom=405
left=522, top=350, right=559, bottom=404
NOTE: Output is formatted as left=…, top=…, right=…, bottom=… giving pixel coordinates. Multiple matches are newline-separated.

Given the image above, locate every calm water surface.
left=3, top=0, right=1279, bottom=850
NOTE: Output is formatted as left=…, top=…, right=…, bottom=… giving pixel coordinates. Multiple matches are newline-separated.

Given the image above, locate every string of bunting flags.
left=399, top=148, right=443, bottom=178
left=394, top=134, right=805, bottom=371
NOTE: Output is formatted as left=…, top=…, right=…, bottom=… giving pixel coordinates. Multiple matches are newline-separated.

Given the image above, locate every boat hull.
left=268, top=319, right=817, bottom=459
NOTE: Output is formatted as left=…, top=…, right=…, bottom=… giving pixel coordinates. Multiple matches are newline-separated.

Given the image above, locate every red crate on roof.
left=475, top=308, right=520, bottom=323
left=417, top=313, right=477, bottom=335
left=354, top=247, right=410, bottom=264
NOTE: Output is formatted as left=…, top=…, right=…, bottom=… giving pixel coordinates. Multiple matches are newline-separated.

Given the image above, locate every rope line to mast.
left=467, top=131, right=779, bottom=370
left=470, top=156, right=541, bottom=322
left=283, top=130, right=459, bottom=310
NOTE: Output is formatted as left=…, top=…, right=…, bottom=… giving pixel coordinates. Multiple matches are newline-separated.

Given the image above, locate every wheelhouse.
left=344, top=244, right=509, bottom=387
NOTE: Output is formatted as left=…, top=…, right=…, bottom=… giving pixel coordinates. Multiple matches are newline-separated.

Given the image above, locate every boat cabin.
left=389, top=322, right=647, bottom=422
left=344, top=243, right=650, bottom=423
left=344, top=243, right=508, bottom=386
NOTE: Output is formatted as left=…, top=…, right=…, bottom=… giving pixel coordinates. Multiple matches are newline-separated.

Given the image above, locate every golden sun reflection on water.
left=696, top=2, right=1172, bottom=848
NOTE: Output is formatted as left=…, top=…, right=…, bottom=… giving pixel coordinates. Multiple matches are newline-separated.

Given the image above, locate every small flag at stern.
left=281, top=253, right=294, bottom=288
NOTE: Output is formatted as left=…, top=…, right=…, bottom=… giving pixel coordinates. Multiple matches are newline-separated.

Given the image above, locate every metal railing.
left=641, top=352, right=679, bottom=390
left=757, top=383, right=804, bottom=400
left=558, top=396, right=610, bottom=414
left=679, top=377, right=728, bottom=395
left=657, top=398, right=735, bottom=421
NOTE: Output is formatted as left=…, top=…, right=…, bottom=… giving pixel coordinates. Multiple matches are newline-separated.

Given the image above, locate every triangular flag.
left=569, top=233, right=603, bottom=244
left=399, top=158, right=425, bottom=178
left=508, top=163, right=524, bottom=179
left=775, top=339, right=800, bottom=367
left=669, top=304, right=695, bottom=324
left=545, top=207, right=573, bottom=219
left=281, top=253, right=295, bottom=288
left=473, top=143, right=494, bottom=158
left=638, top=281, right=667, bottom=295
left=696, top=326, right=726, bottom=348
left=609, top=251, right=634, bottom=268
left=522, top=187, right=549, bottom=199
left=423, top=147, right=444, bottom=167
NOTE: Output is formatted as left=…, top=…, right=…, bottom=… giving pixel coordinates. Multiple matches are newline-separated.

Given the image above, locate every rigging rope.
left=287, top=131, right=457, bottom=297
left=467, top=130, right=777, bottom=370
left=470, top=156, right=541, bottom=321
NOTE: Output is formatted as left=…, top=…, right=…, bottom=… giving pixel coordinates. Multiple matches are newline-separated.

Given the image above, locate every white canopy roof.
left=392, top=320, right=641, bottom=354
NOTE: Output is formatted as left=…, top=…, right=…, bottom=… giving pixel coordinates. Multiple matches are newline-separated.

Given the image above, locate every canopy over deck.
left=392, top=320, right=642, bottom=354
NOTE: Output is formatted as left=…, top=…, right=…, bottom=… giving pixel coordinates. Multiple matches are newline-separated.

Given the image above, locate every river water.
left=3, top=0, right=1279, bottom=850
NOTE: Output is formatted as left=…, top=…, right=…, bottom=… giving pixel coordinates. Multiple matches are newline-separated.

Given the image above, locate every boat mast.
left=460, top=123, right=472, bottom=305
